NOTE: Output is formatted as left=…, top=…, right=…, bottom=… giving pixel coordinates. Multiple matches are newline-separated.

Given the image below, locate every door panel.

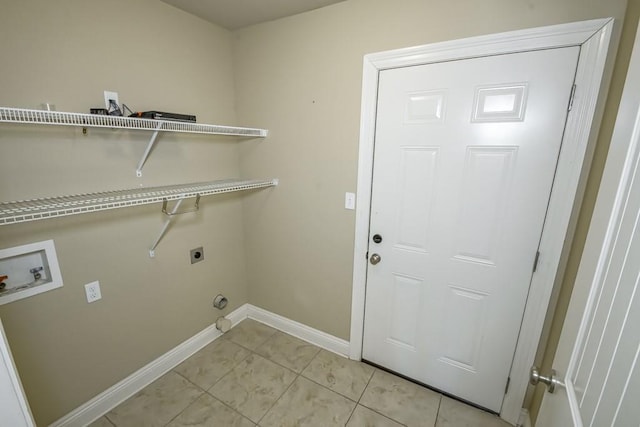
left=363, top=47, right=580, bottom=412
left=388, top=274, right=422, bottom=349
left=454, top=146, right=517, bottom=263
left=396, top=147, right=438, bottom=252
left=441, top=285, right=487, bottom=370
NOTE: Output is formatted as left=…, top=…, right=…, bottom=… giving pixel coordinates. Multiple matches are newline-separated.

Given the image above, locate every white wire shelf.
left=1, top=106, right=268, bottom=176
left=0, top=107, right=268, bottom=137
left=0, top=178, right=278, bottom=226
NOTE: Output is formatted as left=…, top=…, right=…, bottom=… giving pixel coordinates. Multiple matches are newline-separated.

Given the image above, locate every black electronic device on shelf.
left=129, top=111, right=197, bottom=123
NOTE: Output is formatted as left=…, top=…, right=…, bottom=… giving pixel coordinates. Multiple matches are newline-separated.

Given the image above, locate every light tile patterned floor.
left=90, top=319, right=512, bottom=427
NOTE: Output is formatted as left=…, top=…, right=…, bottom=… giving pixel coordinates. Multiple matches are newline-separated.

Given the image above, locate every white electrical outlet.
left=84, top=281, right=102, bottom=303
left=103, top=90, right=119, bottom=110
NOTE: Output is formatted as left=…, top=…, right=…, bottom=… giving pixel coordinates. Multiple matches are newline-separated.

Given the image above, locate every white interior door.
left=0, top=318, right=35, bottom=427
left=363, top=47, right=580, bottom=412
left=537, top=22, right=640, bottom=427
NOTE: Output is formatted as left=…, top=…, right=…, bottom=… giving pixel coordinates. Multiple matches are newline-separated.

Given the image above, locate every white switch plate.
left=84, top=281, right=102, bottom=303
left=103, top=90, right=119, bottom=110
left=345, top=192, right=356, bottom=210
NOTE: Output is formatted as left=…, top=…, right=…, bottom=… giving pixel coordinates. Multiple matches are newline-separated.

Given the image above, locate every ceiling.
left=160, top=0, right=346, bottom=30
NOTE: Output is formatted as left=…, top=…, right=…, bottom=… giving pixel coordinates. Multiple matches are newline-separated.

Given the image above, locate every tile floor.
left=90, top=319, right=512, bottom=427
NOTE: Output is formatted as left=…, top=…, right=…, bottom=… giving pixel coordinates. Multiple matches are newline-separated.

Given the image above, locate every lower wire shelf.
left=0, top=178, right=278, bottom=226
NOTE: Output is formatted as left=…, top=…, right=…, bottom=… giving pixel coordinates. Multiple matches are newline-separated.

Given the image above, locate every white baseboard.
left=49, top=305, right=248, bottom=427
left=517, top=408, right=532, bottom=427
left=246, top=304, right=350, bottom=357
left=49, top=304, right=350, bottom=427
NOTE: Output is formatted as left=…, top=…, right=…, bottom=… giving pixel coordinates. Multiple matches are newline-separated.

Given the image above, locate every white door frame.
left=349, top=18, right=616, bottom=424
left=538, top=17, right=640, bottom=424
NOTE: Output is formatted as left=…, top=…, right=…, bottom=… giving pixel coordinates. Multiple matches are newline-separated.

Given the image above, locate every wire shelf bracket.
left=136, top=122, right=163, bottom=177
left=0, top=107, right=269, bottom=177
left=149, top=198, right=182, bottom=258
left=149, top=195, right=201, bottom=258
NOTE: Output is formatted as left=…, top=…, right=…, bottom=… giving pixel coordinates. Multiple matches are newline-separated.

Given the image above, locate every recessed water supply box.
left=0, top=240, right=63, bottom=305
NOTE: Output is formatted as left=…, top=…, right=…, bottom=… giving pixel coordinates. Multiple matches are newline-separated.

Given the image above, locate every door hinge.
left=533, top=251, right=540, bottom=273
left=568, top=84, right=577, bottom=111
left=505, top=376, right=511, bottom=394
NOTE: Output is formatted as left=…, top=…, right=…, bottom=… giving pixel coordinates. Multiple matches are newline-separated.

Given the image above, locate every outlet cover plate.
left=84, top=281, right=102, bottom=303
left=190, top=247, right=204, bottom=264
left=104, top=90, right=119, bottom=110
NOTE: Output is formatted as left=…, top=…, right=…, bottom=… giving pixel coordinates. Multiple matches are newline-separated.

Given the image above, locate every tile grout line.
left=210, top=321, right=295, bottom=426
left=349, top=403, right=409, bottom=427
left=300, top=373, right=360, bottom=403
left=161, top=391, right=201, bottom=427
left=171, top=369, right=207, bottom=392
left=169, top=336, right=256, bottom=426
left=103, top=413, right=117, bottom=427
left=205, top=341, right=254, bottom=391
left=356, top=366, right=376, bottom=405
left=174, top=350, right=249, bottom=395
left=251, top=326, right=327, bottom=424
left=261, top=351, right=319, bottom=375
left=434, top=394, right=444, bottom=427
left=297, top=345, right=322, bottom=373
left=342, top=403, right=358, bottom=425
left=234, top=319, right=279, bottom=349
left=297, top=346, right=366, bottom=399
left=351, top=368, right=409, bottom=427
left=160, top=372, right=207, bottom=427
left=294, top=349, right=373, bottom=426
left=287, top=374, right=364, bottom=427
left=224, top=323, right=297, bottom=425
left=253, top=332, right=322, bottom=375
left=205, top=349, right=256, bottom=417
left=203, top=390, right=259, bottom=427
left=254, top=347, right=300, bottom=426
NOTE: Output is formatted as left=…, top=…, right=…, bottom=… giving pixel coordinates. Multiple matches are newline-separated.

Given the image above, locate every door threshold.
left=362, top=359, right=499, bottom=416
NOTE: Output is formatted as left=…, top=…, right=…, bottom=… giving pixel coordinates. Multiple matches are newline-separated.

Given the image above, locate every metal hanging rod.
left=162, top=195, right=201, bottom=216
left=0, top=178, right=279, bottom=226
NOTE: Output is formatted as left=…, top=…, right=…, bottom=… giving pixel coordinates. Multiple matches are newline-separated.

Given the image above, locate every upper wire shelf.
left=0, top=178, right=278, bottom=226
left=0, top=107, right=268, bottom=137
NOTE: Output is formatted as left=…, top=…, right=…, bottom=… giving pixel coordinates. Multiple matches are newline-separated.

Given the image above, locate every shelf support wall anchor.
left=136, top=122, right=164, bottom=177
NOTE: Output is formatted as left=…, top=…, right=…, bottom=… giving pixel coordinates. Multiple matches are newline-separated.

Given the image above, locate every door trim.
left=538, top=17, right=640, bottom=425
left=349, top=18, right=616, bottom=424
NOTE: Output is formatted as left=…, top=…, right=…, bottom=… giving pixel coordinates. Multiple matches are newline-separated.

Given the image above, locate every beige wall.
left=234, top=0, right=628, bottom=341
left=0, top=1, right=249, bottom=425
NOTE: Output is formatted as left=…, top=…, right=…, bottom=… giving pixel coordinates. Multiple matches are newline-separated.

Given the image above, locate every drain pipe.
left=213, top=294, right=232, bottom=332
